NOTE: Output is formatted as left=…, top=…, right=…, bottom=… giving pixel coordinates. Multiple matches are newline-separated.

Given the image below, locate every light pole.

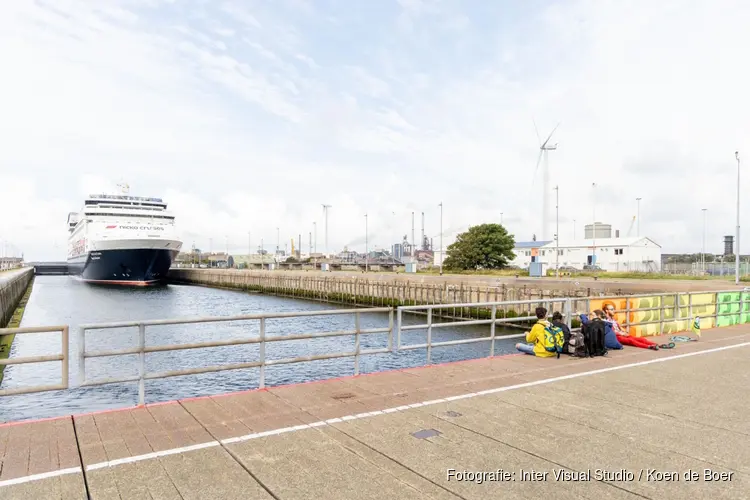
left=701, top=208, right=707, bottom=273
left=276, top=227, right=280, bottom=256
left=364, top=213, right=368, bottom=272
left=439, top=202, right=443, bottom=276
left=573, top=219, right=576, bottom=240
left=313, top=221, right=317, bottom=253
left=591, top=183, right=597, bottom=268
left=322, top=204, right=331, bottom=256
left=260, top=238, right=264, bottom=270
left=500, top=212, right=504, bottom=225
left=636, top=197, right=642, bottom=237
left=555, top=186, right=559, bottom=278
left=736, top=151, right=741, bottom=284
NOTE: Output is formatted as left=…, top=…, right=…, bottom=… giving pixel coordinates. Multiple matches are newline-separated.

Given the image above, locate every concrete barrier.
left=0, top=268, right=34, bottom=328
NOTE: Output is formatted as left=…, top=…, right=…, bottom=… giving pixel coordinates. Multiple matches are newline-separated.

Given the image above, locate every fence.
left=78, top=308, right=393, bottom=405
left=0, top=325, right=69, bottom=396
left=1, top=288, right=750, bottom=402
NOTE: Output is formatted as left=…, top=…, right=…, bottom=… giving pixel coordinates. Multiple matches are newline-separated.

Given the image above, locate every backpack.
left=540, top=322, right=565, bottom=358
left=583, top=318, right=607, bottom=357
left=566, top=329, right=588, bottom=357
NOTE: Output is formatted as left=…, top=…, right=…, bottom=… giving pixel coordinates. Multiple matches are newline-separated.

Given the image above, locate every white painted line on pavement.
left=0, top=467, right=82, bottom=488
left=3, top=339, right=749, bottom=489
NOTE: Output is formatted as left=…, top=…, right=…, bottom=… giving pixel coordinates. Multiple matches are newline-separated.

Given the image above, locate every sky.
left=1, top=0, right=749, bottom=260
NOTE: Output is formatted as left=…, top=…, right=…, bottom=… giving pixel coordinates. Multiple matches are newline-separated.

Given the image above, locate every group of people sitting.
left=515, top=304, right=673, bottom=358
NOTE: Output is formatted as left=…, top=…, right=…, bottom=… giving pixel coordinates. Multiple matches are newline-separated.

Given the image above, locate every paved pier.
left=1, top=326, right=749, bottom=499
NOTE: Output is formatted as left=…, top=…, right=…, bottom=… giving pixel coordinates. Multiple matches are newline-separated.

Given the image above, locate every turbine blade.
left=542, top=122, right=561, bottom=148
left=533, top=119, right=541, bottom=145
left=531, top=149, right=544, bottom=185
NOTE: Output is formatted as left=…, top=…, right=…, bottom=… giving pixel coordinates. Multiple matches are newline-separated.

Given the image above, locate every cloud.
left=1, top=0, right=749, bottom=261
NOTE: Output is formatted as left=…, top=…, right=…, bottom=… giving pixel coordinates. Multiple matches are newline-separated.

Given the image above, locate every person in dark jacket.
left=601, top=305, right=624, bottom=350
left=551, top=311, right=571, bottom=351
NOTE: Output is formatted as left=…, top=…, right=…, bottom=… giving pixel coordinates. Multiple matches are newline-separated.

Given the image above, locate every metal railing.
left=3, top=288, right=750, bottom=401
left=0, top=325, right=69, bottom=396
left=395, top=298, right=574, bottom=362
left=78, top=308, right=393, bottom=405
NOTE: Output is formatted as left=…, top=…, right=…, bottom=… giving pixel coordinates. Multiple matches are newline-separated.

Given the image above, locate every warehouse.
left=539, top=236, right=662, bottom=272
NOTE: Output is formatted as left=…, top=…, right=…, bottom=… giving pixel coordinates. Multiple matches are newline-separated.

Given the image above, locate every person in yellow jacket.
left=515, top=306, right=558, bottom=357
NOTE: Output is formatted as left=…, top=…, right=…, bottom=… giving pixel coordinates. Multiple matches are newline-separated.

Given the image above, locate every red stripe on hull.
left=82, top=279, right=159, bottom=286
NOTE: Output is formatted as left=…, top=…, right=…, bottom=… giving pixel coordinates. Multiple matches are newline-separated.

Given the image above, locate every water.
left=0, top=276, right=523, bottom=422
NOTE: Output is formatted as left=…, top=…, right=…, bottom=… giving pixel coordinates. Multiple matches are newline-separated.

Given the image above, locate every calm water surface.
left=0, top=276, right=522, bottom=422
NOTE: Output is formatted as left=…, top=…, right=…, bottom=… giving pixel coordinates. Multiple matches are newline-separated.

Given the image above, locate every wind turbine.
left=532, top=121, right=560, bottom=241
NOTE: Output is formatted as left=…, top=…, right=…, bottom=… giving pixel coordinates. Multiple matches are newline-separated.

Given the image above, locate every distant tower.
left=724, top=235, right=735, bottom=256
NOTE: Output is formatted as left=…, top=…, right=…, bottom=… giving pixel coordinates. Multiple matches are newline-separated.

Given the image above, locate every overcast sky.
left=1, top=0, right=748, bottom=260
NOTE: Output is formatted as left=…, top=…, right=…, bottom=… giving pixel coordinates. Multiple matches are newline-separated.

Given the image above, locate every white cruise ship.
left=67, top=184, right=183, bottom=285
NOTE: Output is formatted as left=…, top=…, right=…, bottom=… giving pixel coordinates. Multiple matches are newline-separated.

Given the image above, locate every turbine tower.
left=533, top=121, right=560, bottom=241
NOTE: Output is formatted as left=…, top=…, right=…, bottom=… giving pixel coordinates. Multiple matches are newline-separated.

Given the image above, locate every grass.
left=0, top=276, right=35, bottom=384
left=416, top=268, right=749, bottom=281
left=417, top=269, right=530, bottom=277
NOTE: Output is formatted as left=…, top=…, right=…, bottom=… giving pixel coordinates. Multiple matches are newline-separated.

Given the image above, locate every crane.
left=626, top=215, right=636, bottom=237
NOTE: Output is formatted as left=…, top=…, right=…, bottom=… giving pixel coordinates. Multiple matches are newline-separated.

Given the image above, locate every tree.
left=443, top=223, right=515, bottom=270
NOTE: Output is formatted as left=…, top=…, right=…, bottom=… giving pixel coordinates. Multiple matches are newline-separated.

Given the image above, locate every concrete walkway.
left=1, top=326, right=749, bottom=499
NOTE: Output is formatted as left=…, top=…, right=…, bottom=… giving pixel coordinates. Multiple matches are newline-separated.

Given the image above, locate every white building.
left=511, top=237, right=661, bottom=272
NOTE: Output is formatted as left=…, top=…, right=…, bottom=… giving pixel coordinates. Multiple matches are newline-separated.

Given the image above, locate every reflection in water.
left=1, top=276, right=521, bottom=422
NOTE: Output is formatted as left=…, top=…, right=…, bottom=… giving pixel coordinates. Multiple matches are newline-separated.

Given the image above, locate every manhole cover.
left=331, top=392, right=356, bottom=400
left=444, top=410, right=462, bottom=417
left=411, top=429, right=442, bottom=439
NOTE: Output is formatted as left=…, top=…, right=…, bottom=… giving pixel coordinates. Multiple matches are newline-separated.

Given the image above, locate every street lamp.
left=701, top=209, right=707, bottom=273
left=591, top=183, right=597, bottom=267
left=735, top=151, right=741, bottom=284
left=500, top=212, right=504, bottom=225
left=636, top=197, right=642, bottom=237
left=439, top=202, right=443, bottom=276
left=276, top=227, right=280, bottom=256
left=364, top=213, right=368, bottom=272
left=555, top=186, right=559, bottom=278
left=313, top=221, right=317, bottom=253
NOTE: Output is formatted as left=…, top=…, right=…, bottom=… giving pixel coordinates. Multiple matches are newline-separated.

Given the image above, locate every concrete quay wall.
left=167, top=269, right=597, bottom=318
left=0, top=268, right=33, bottom=328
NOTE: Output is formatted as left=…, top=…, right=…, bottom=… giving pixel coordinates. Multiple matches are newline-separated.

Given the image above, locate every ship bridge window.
left=87, top=212, right=175, bottom=220
left=85, top=200, right=166, bottom=209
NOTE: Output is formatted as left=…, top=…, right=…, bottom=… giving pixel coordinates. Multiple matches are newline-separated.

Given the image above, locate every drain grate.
left=411, top=428, right=442, bottom=439
left=444, top=410, right=462, bottom=417
left=331, top=392, right=356, bottom=400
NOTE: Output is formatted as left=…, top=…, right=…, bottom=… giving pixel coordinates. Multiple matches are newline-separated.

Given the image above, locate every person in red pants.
left=616, top=334, right=659, bottom=350
left=603, top=304, right=662, bottom=350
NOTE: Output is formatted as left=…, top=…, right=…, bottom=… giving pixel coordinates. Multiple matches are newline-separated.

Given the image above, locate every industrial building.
left=0, top=257, right=23, bottom=271
left=510, top=222, right=661, bottom=272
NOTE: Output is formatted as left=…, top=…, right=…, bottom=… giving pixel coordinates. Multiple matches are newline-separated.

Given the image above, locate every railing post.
left=688, top=293, right=693, bottom=333
left=658, top=295, right=664, bottom=336
left=740, top=291, right=745, bottom=325
left=426, top=308, right=433, bottom=364
left=354, top=311, right=361, bottom=376
left=259, top=317, right=266, bottom=389
left=138, top=323, right=146, bottom=406
left=564, top=298, right=572, bottom=329
left=395, top=308, right=402, bottom=352
left=77, top=327, right=86, bottom=387
left=489, top=305, right=497, bottom=357
left=625, top=297, right=631, bottom=334
left=387, top=308, right=394, bottom=352
left=61, top=326, right=69, bottom=389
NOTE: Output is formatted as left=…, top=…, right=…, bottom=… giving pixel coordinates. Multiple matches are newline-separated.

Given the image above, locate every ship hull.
left=69, top=248, right=179, bottom=285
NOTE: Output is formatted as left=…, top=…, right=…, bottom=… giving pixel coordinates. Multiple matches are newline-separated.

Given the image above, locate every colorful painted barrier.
left=715, top=291, right=750, bottom=327
left=589, top=291, right=718, bottom=337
